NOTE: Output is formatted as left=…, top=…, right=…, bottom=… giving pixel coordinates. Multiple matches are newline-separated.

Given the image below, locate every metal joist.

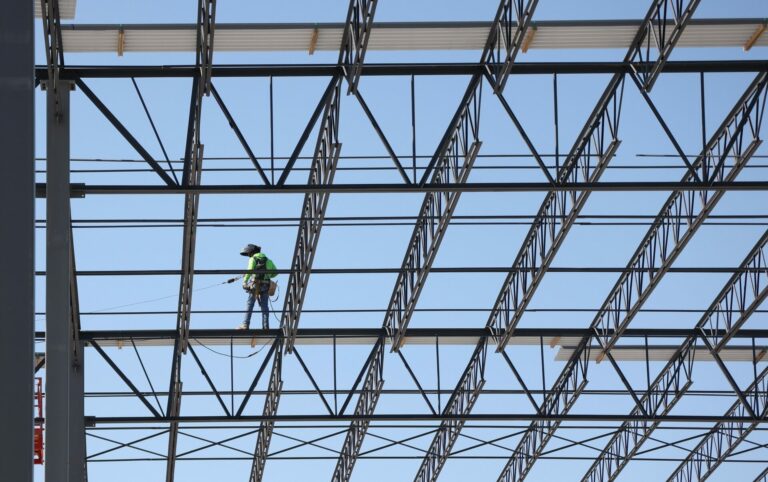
left=481, top=0, right=539, bottom=94
left=755, top=466, right=768, bottom=482
left=339, top=0, right=378, bottom=94
left=700, top=230, right=768, bottom=352
left=489, top=72, right=624, bottom=352
left=581, top=230, right=768, bottom=482
left=628, top=0, right=702, bottom=92
left=196, top=0, right=217, bottom=96
left=387, top=74, right=482, bottom=350
left=330, top=4, right=514, bottom=475
left=331, top=339, right=385, bottom=482
left=249, top=339, right=284, bottom=482
left=498, top=71, right=768, bottom=482
left=410, top=63, right=622, bottom=482
left=497, top=340, right=591, bottom=482
left=594, top=71, right=768, bottom=357
left=667, top=364, right=768, bottom=482
left=413, top=339, right=487, bottom=482
left=581, top=339, right=694, bottom=482
left=166, top=3, right=217, bottom=480
left=254, top=51, right=344, bottom=482
left=40, top=0, right=64, bottom=116
left=281, top=75, right=343, bottom=352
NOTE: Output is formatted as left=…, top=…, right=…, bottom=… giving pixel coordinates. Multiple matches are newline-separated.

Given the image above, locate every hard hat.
left=240, top=244, right=261, bottom=256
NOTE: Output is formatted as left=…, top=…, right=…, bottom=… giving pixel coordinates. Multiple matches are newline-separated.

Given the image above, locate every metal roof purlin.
left=55, top=19, right=768, bottom=54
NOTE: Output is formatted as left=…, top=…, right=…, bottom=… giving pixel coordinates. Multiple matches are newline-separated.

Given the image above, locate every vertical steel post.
left=70, top=341, right=86, bottom=480
left=46, top=80, right=83, bottom=481
left=0, top=0, right=35, bottom=480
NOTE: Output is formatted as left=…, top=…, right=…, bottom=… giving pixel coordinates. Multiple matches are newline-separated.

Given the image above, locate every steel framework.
left=16, top=0, right=768, bottom=481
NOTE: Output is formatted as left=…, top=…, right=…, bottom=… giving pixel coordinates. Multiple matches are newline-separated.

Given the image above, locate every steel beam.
left=32, top=179, right=768, bottom=197
left=34, top=60, right=768, bottom=81
left=166, top=2, right=217, bottom=480
left=72, top=411, right=768, bottom=425
left=57, top=327, right=768, bottom=344
left=582, top=229, right=768, bottom=482
left=496, top=71, right=768, bottom=482
left=666, top=364, right=768, bottom=482
left=209, top=83, right=271, bottom=185
left=481, top=0, right=539, bottom=94
left=339, top=0, right=378, bottom=94
left=627, top=0, right=702, bottom=92
left=0, top=0, right=35, bottom=479
left=281, top=75, right=342, bottom=351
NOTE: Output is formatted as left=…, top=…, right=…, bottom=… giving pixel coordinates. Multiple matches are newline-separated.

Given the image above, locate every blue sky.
left=33, top=1, right=768, bottom=481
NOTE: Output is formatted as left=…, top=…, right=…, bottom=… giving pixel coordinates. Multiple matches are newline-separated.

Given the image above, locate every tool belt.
left=248, top=279, right=277, bottom=296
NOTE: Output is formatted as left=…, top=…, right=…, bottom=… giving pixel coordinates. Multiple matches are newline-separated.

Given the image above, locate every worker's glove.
left=242, top=284, right=250, bottom=292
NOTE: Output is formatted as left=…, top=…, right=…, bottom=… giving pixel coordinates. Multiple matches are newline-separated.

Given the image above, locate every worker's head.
left=240, top=244, right=261, bottom=257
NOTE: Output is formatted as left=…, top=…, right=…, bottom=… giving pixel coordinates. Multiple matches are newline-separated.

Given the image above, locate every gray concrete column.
left=0, top=0, right=35, bottom=480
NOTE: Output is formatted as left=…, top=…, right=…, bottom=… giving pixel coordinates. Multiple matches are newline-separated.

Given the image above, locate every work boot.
left=236, top=322, right=249, bottom=330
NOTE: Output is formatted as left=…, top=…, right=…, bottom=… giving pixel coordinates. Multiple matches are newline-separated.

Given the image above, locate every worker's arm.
left=243, top=256, right=256, bottom=285
left=266, top=258, right=277, bottom=279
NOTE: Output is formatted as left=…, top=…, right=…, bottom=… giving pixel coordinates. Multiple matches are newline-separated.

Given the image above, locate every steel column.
left=46, top=80, right=84, bottom=481
left=0, top=0, right=35, bottom=479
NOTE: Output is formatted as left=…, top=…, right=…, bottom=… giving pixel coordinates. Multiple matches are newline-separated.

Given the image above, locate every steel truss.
left=29, top=1, right=768, bottom=481
left=331, top=3, right=539, bottom=480
left=583, top=229, right=768, bottom=482
left=495, top=69, right=768, bottom=482
left=165, top=2, right=217, bottom=480
left=248, top=1, right=377, bottom=478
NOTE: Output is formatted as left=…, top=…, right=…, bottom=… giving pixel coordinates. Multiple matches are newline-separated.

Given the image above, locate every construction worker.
left=237, top=244, right=277, bottom=330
